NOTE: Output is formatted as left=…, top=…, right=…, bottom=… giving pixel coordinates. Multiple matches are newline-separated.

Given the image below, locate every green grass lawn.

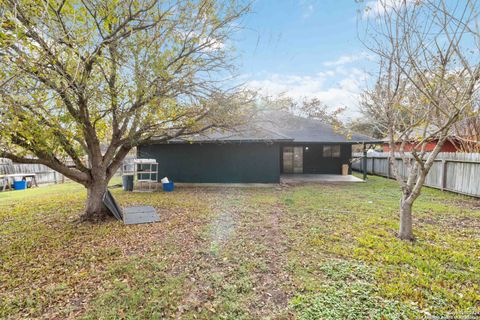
left=1, top=176, right=479, bottom=319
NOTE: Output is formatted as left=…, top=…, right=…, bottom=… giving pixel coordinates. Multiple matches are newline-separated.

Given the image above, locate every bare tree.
left=258, top=94, right=347, bottom=131
left=0, top=0, right=252, bottom=221
left=360, top=0, right=480, bottom=240
left=452, top=114, right=480, bottom=152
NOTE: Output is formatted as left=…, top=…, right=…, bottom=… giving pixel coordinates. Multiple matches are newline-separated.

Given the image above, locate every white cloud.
left=245, top=67, right=368, bottom=118
left=363, top=0, right=417, bottom=18
left=300, top=0, right=315, bottom=19
left=323, top=52, right=371, bottom=67
left=303, top=4, right=314, bottom=19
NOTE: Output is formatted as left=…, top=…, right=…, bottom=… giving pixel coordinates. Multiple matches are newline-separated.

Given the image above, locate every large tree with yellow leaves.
left=0, top=0, right=251, bottom=220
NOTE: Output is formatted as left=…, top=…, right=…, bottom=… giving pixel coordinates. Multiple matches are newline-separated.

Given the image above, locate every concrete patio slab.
left=280, top=174, right=364, bottom=184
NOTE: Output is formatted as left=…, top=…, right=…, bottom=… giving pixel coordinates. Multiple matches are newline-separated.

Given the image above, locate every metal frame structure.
left=122, top=159, right=158, bottom=192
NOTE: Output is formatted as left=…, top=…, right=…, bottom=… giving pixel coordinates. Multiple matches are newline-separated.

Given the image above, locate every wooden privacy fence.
left=352, top=152, right=480, bottom=198
left=0, top=158, right=64, bottom=186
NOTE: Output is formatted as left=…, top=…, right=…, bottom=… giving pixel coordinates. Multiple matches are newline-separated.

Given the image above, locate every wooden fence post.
left=387, top=156, right=391, bottom=179
left=362, top=144, right=367, bottom=181
left=441, top=160, right=447, bottom=191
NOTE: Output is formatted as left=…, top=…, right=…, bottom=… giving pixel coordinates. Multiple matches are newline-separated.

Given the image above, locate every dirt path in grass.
left=210, top=210, right=235, bottom=253
left=175, top=188, right=294, bottom=319
left=248, top=199, right=293, bottom=316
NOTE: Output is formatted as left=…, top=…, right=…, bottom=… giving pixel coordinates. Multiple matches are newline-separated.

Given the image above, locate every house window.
left=323, top=145, right=340, bottom=158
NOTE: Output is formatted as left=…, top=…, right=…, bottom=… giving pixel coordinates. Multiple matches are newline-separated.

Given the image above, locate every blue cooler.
left=162, top=181, right=174, bottom=192
left=13, top=180, right=27, bottom=190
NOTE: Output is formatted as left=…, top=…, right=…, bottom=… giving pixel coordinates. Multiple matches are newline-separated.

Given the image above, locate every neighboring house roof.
left=382, top=118, right=480, bottom=143
left=148, top=110, right=381, bottom=144
left=381, top=125, right=443, bottom=143
left=452, top=116, right=480, bottom=139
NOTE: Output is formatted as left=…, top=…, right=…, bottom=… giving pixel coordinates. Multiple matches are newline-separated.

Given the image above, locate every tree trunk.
left=399, top=197, right=414, bottom=240
left=82, top=178, right=109, bottom=222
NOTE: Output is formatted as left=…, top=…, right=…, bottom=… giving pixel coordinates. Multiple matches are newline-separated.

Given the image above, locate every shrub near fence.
left=0, top=158, right=64, bottom=186
left=352, top=152, right=480, bottom=198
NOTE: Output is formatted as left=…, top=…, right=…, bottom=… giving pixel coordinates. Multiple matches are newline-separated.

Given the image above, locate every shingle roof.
left=260, top=111, right=381, bottom=143
left=162, top=123, right=292, bottom=143
left=150, top=110, right=381, bottom=144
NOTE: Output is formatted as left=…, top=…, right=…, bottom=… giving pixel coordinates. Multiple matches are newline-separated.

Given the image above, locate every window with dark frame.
left=323, top=145, right=340, bottom=158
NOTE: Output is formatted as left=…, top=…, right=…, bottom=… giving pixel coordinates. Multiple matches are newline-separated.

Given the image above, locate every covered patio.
left=280, top=174, right=364, bottom=184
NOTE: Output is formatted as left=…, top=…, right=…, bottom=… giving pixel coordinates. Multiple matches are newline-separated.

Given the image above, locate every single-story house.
left=137, top=111, right=380, bottom=183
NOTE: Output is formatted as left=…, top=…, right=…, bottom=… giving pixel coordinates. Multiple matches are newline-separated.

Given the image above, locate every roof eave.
left=286, top=139, right=384, bottom=144
left=141, top=138, right=294, bottom=145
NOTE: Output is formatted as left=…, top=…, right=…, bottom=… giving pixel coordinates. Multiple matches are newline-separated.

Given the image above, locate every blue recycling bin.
left=162, top=181, right=174, bottom=192
left=13, top=180, right=27, bottom=190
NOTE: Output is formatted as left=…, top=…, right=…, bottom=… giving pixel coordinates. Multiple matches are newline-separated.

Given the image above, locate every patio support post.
left=363, top=143, right=367, bottom=181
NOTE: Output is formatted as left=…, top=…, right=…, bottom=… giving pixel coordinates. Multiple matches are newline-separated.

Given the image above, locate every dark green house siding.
left=300, top=143, right=352, bottom=174
left=138, top=142, right=281, bottom=183
left=278, top=143, right=352, bottom=175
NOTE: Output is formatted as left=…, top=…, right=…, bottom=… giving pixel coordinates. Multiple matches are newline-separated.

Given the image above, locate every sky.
left=234, top=0, right=376, bottom=119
